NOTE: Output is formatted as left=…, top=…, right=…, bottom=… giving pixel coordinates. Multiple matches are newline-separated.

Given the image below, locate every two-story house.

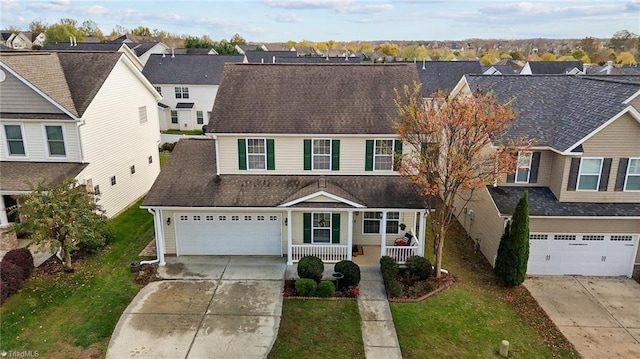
left=0, top=51, right=162, bottom=248
left=450, top=74, right=640, bottom=277
left=142, top=64, right=432, bottom=266
left=142, top=54, right=245, bottom=131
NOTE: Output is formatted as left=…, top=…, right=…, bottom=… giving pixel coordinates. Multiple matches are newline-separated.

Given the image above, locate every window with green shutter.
left=303, top=213, right=311, bottom=243
left=237, top=139, right=247, bottom=170
left=238, top=138, right=275, bottom=170
left=304, top=139, right=340, bottom=171
left=331, top=213, right=340, bottom=243
left=365, top=140, right=374, bottom=171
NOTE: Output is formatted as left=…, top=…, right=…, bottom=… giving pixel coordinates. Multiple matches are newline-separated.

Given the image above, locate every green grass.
left=161, top=129, right=204, bottom=135
left=0, top=200, right=155, bottom=357
left=268, top=300, right=364, bottom=359
left=159, top=151, right=170, bottom=168
left=391, top=222, right=579, bottom=358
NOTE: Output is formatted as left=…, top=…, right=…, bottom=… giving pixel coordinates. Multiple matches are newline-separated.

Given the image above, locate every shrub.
left=495, top=191, right=530, bottom=287
left=380, top=256, right=398, bottom=281
left=334, top=260, right=360, bottom=289
left=297, top=255, right=324, bottom=283
left=384, top=279, right=403, bottom=298
left=161, top=142, right=176, bottom=152
left=0, top=278, right=8, bottom=303
left=0, top=261, right=26, bottom=298
left=295, top=278, right=317, bottom=296
left=315, top=281, right=335, bottom=298
left=2, top=248, right=34, bottom=279
left=406, top=256, right=432, bottom=280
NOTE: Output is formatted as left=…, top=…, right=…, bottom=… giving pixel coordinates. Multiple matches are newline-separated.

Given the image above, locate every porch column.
left=157, top=209, right=166, bottom=266
left=347, top=211, right=353, bottom=261
left=418, top=210, right=426, bottom=257
left=287, top=209, right=293, bottom=265
left=0, top=195, right=8, bottom=227
left=380, top=210, right=388, bottom=257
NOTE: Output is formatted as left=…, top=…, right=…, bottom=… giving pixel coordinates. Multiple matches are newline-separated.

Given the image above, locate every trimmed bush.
left=297, top=255, right=324, bottom=283
left=295, top=278, right=317, bottom=296
left=315, top=281, right=336, bottom=298
left=334, top=260, right=360, bottom=289
left=380, top=256, right=398, bottom=281
left=0, top=278, right=8, bottom=303
left=384, top=279, right=403, bottom=298
left=495, top=191, right=530, bottom=287
left=406, top=256, right=432, bottom=280
left=2, top=248, right=34, bottom=279
left=0, top=261, right=26, bottom=298
left=161, top=142, right=176, bottom=152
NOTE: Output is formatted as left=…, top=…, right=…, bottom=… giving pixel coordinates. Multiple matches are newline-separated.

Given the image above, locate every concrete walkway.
left=358, top=267, right=402, bottom=359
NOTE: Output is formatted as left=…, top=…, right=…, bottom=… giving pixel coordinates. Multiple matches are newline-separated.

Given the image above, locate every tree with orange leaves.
left=394, top=83, right=526, bottom=278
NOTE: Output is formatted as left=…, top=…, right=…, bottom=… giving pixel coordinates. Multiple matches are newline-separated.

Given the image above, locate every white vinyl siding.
left=625, top=158, right=640, bottom=191
left=138, top=106, right=148, bottom=124
left=577, top=158, right=603, bottom=191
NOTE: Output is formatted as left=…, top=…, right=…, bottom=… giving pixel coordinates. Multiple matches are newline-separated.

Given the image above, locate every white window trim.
left=312, top=212, right=332, bottom=244
left=196, top=110, right=204, bottom=125
left=155, top=86, right=162, bottom=95
left=3, top=123, right=27, bottom=158
left=576, top=157, right=603, bottom=191
left=374, top=139, right=395, bottom=171
left=170, top=110, right=178, bottom=124
left=246, top=138, right=267, bottom=171
left=515, top=151, right=532, bottom=183
left=624, top=157, right=640, bottom=192
left=362, top=211, right=400, bottom=235
left=312, top=138, right=332, bottom=171
left=42, top=124, right=68, bottom=158
left=174, top=86, right=189, bottom=99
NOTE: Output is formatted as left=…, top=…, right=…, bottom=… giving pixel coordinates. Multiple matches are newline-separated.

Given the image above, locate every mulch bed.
left=283, top=279, right=359, bottom=299
left=389, top=269, right=456, bottom=302
left=633, top=266, right=640, bottom=285
left=37, top=255, right=65, bottom=275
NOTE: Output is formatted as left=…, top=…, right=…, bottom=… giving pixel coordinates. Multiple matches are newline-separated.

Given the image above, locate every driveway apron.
left=107, top=256, right=286, bottom=359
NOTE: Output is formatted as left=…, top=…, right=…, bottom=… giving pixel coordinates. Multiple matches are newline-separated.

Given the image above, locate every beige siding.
left=559, top=114, right=640, bottom=203
left=548, top=152, right=567, bottom=199
left=629, top=95, right=640, bottom=112
left=77, top=59, right=161, bottom=217
left=499, top=150, right=554, bottom=188
left=0, top=70, right=64, bottom=114
left=163, top=210, right=176, bottom=254
left=306, top=195, right=340, bottom=202
left=0, top=121, right=81, bottom=162
left=352, top=211, right=416, bottom=246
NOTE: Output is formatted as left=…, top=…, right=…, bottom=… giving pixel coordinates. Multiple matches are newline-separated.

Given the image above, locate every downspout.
left=212, top=134, right=221, bottom=177
left=140, top=208, right=161, bottom=265
left=76, top=119, right=86, bottom=164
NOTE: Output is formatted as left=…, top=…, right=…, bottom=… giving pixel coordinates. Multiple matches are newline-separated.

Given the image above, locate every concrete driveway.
left=106, top=256, right=286, bottom=359
left=524, top=276, right=640, bottom=359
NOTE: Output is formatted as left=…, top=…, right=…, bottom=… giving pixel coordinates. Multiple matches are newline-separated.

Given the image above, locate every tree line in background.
left=4, top=18, right=639, bottom=65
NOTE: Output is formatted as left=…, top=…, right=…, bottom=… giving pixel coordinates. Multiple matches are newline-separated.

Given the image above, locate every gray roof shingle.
left=209, top=63, right=419, bottom=134
left=0, top=161, right=88, bottom=191
left=142, top=54, right=244, bottom=85
left=245, top=50, right=298, bottom=63
left=488, top=186, right=640, bottom=217
left=415, top=61, right=482, bottom=97
left=465, top=75, right=640, bottom=152
left=142, top=139, right=431, bottom=209
left=42, top=42, right=124, bottom=52
left=524, top=61, right=583, bottom=74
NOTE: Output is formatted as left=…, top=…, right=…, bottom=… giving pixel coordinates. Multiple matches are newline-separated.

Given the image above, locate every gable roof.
left=271, top=56, right=361, bottom=64
left=464, top=74, right=640, bottom=152
left=142, top=139, right=430, bottom=209
left=125, top=42, right=163, bottom=56
left=245, top=50, right=298, bottom=63
left=42, top=42, right=125, bottom=52
left=523, top=61, right=583, bottom=74
left=415, top=61, right=482, bottom=97
left=0, top=161, right=88, bottom=192
left=209, top=63, right=419, bottom=134
left=142, top=54, right=244, bottom=85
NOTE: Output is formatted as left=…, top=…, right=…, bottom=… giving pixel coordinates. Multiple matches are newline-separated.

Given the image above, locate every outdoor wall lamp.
left=167, top=217, right=171, bottom=226
left=284, top=218, right=288, bottom=226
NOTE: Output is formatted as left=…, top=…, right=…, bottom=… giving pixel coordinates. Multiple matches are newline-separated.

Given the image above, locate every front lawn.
left=161, top=129, right=203, bottom=135
left=0, top=200, right=154, bottom=357
left=391, top=221, right=578, bottom=358
left=268, top=300, right=364, bottom=359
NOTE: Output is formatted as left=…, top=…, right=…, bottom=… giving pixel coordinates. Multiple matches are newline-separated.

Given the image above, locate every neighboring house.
left=41, top=42, right=145, bottom=70
left=520, top=60, right=583, bottom=75
left=0, top=51, right=161, bottom=241
left=584, top=61, right=640, bottom=76
left=142, top=64, right=432, bottom=266
left=244, top=50, right=298, bottom=63
left=235, top=44, right=268, bottom=54
left=124, top=42, right=170, bottom=65
left=0, top=31, right=45, bottom=49
left=484, top=59, right=523, bottom=75
left=267, top=56, right=361, bottom=64
left=142, top=54, right=244, bottom=131
left=111, top=33, right=161, bottom=43
left=415, top=60, right=483, bottom=97
left=450, top=74, right=640, bottom=277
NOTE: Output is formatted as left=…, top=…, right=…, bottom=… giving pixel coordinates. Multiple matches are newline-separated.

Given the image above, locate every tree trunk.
left=434, top=228, right=445, bottom=279
left=62, top=247, right=73, bottom=272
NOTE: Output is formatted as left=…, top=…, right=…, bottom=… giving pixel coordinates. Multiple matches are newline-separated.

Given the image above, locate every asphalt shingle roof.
left=488, top=186, right=640, bottom=217
left=524, top=61, right=583, bottom=74
left=465, top=75, right=640, bottom=152
left=415, top=61, right=482, bottom=97
left=0, top=161, right=88, bottom=191
left=142, top=139, right=431, bottom=209
left=244, top=50, right=298, bottom=63
left=142, top=54, right=244, bottom=85
left=209, top=63, right=419, bottom=134
left=42, top=42, right=124, bottom=52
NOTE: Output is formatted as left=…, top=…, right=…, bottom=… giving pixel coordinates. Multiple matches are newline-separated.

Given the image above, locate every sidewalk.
left=357, top=267, right=402, bottom=359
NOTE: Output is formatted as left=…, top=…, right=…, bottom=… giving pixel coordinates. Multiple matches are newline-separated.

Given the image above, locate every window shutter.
left=332, top=140, right=340, bottom=171
left=331, top=213, right=340, bottom=244
left=365, top=140, right=374, bottom=171
left=267, top=139, right=275, bottom=170
left=567, top=158, right=580, bottom=191
left=237, top=139, right=247, bottom=170
left=303, top=213, right=311, bottom=243
left=304, top=139, right=311, bottom=171
left=614, top=158, right=629, bottom=191
left=529, top=152, right=541, bottom=183
left=598, top=158, right=612, bottom=191
left=393, top=140, right=403, bottom=171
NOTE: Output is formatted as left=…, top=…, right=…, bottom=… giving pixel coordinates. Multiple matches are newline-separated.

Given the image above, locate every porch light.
left=284, top=217, right=288, bottom=226
left=167, top=217, right=171, bottom=226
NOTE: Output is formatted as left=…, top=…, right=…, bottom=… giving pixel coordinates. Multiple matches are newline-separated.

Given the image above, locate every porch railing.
left=291, top=244, right=349, bottom=263
left=385, top=245, right=420, bottom=263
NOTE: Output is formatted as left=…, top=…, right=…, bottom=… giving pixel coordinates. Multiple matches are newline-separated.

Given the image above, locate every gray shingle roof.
left=268, top=56, right=361, bottom=64
left=245, top=50, right=298, bottom=63
left=124, top=42, right=159, bottom=56
left=487, top=186, right=640, bottom=217
left=42, top=42, right=124, bottom=52
left=209, top=63, right=419, bottom=134
left=0, top=161, right=88, bottom=191
left=142, top=139, right=431, bottom=209
left=524, top=61, right=583, bottom=74
left=142, top=54, right=244, bottom=85
left=414, top=61, right=482, bottom=97
left=465, top=75, right=640, bottom=152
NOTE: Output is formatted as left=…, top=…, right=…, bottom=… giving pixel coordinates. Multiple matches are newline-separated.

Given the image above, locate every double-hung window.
left=515, top=151, right=532, bottom=183
left=247, top=138, right=266, bottom=170
left=374, top=140, right=394, bottom=171
left=45, top=125, right=66, bottom=156
left=363, top=212, right=400, bottom=234
left=577, top=158, right=603, bottom=191
left=170, top=110, right=178, bottom=124
left=312, top=213, right=331, bottom=243
left=625, top=158, right=640, bottom=191
left=174, top=87, right=189, bottom=99
left=196, top=111, right=204, bottom=125
left=312, top=139, right=331, bottom=170
left=154, top=86, right=162, bottom=95
left=4, top=125, right=25, bottom=156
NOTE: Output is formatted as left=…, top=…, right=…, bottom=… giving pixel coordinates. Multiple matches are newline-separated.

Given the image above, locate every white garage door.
left=528, top=233, right=638, bottom=277
left=175, top=213, right=282, bottom=255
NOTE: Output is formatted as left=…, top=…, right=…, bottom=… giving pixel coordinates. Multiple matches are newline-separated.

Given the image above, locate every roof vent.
left=318, top=178, right=326, bottom=188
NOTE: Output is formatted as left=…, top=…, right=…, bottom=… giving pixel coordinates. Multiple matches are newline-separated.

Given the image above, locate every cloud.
left=339, top=4, right=393, bottom=14
left=50, top=0, right=70, bottom=5
left=263, top=0, right=353, bottom=10
left=273, top=12, right=303, bottom=23
left=82, top=5, right=109, bottom=16
left=1, top=0, right=20, bottom=11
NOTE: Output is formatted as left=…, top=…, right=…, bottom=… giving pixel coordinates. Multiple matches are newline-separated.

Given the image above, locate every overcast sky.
left=2, top=0, right=639, bottom=42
